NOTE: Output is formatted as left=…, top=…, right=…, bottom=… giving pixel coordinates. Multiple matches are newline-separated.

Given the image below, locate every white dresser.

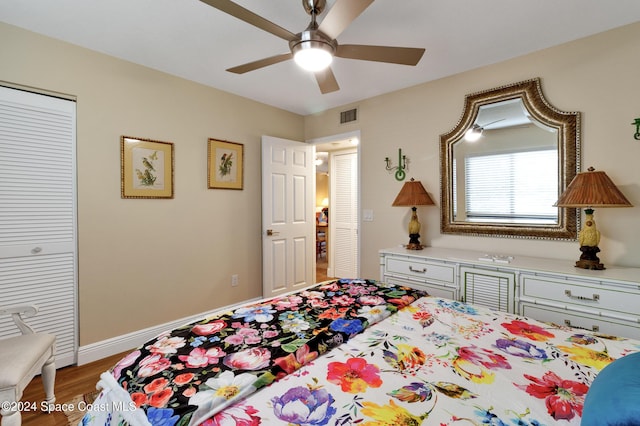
left=380, top=246, right=640, bottom=339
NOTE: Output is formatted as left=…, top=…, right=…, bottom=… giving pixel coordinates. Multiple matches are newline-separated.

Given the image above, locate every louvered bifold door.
left=330, top=150, right=358, bottom=278
left=0, top=86, right=77, bottom=367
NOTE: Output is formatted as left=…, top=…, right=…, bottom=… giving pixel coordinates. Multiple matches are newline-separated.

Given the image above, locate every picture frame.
left=121, top=136, right=174, bottom=199
left=208, top=138, right=244, bottom=190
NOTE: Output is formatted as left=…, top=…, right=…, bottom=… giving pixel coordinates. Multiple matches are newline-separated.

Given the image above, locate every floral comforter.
left=82, top=279, right=640, bottom=426
left=81, top=279, right=425, bottom=426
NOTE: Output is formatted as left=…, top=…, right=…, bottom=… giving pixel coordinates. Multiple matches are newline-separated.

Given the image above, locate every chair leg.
left=0, top=408, right=21, bottom=426
left=41, top=354, right=56, bottom=412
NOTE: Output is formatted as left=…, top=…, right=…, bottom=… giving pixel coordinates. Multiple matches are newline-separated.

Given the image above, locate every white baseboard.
left=77, top=297, right=261, bottom=366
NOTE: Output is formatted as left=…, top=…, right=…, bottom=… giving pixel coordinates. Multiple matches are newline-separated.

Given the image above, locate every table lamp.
left=392, top=178, right=435, bottom=250
left=554, top=167, right=632, bottom=270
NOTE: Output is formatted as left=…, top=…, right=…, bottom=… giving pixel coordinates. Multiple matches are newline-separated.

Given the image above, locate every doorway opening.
left=311, top=131, right=360, bottom=282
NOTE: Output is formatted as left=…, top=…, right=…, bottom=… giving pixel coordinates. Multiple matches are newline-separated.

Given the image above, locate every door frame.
left=308, top=130, right=361, bottom=278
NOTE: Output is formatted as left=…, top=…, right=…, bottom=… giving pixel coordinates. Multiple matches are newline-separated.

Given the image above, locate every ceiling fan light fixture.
left=293, top=40, right=334, bottom=72
left=291, top=28, right=336, bottom=72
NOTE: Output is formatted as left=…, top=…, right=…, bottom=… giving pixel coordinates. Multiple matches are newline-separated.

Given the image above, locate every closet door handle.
left=564, top=319, right=599, bottom=332
left=564, top=289, right=599, bottom=301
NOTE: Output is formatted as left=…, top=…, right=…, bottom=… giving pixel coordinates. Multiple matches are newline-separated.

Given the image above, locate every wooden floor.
left=317, top=257, right=333, bottom=282
left=19, top=351, right=129, bottom=426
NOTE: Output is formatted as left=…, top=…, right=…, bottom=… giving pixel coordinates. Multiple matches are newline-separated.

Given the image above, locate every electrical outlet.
left=231, top=274, right=239, bottom=287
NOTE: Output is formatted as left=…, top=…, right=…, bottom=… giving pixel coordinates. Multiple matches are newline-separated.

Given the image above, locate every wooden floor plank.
left=20, top=351, right=129, bottom=426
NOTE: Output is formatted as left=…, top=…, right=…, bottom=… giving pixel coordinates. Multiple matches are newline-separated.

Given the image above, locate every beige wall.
left=3, top=21, right=640, bottom=347
left=305, top=22, right=640, bottom=278
left=0, top=22, right=304, bottom=345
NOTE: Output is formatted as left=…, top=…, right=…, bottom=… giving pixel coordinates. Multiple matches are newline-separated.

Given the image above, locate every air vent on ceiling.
left=340, top=108, right=358, bottom=124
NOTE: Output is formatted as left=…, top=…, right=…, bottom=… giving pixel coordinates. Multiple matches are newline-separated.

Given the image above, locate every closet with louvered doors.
left=0, top=85, right=78, bottom=367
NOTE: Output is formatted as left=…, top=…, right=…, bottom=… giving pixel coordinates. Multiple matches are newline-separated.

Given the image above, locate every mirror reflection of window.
left=462, top=149, right=558, bottom=223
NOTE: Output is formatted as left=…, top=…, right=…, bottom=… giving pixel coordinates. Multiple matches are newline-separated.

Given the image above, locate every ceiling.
left=2, top=0, right=640, bottom=116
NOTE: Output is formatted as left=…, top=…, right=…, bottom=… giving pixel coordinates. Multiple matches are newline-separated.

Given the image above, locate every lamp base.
left=575, top=259, right=605, bottom=270
left=406, top=243, right=425, bottom=250
left=406, top=233, right=424, bottom=250
left=576, top=245, right=605, bottom=270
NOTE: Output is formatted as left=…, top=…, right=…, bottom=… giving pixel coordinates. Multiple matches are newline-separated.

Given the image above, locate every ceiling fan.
left=199, top=0, right=426, bottom=94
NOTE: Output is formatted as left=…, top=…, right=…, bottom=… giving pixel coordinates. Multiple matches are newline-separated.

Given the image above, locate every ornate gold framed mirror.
left=440, top=78, right=580, bottom=240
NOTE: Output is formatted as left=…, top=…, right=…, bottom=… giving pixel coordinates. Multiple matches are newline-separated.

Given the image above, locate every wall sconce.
left=385, top=148, right=407, bottom=181
left=632, top=118, right=640, bottom=140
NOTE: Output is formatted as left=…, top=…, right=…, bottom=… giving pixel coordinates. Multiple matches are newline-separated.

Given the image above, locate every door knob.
left=266, top=229, right=280, bottom=236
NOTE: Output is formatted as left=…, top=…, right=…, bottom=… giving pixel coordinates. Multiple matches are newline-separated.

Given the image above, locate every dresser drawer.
left=520, top=275, right=640, bottom=317
left=520, top=303, right=640, bottom=340
left=385, top=257, right=455, bottom=283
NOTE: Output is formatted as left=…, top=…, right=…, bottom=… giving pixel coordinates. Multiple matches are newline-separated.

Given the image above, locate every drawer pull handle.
left=409, top=266, right=427, bottom=273
left=564, top=290, right=599, bottom=302
left=564, top=319, right=599, bottom=333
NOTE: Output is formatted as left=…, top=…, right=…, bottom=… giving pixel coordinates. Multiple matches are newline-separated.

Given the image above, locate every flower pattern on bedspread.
left=82, top=284, right=640, bottom=426
left=109, top=279, right=425, bottom=425
left=207, top=296, right=640, bottom=426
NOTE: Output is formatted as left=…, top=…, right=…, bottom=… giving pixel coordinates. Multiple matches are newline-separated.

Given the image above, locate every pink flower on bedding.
left=179, top=347, right=226, bottom=368
left=224, top=347, right=271, bottom=370
left=225, top=327, right=262, bottom=346
left=358, top=295, right=385, bottom=305
left=517, top=371, right=588, bottom=420
left=192, top=319, right=227, bottom=336
left=309, top=298, right=330, bottom=309
left=274, top=295, right=303, bottom=310
left=331, top=294, right=356, bottom=306
left=318, top=282, right=340, bottom=292
left=146, top=336, right=186, bottom=355
left=112, top=350, right=141, bottom=379
left=204, top=401, right=261, bottom=426
left=137, top=354, right=172, bottom=378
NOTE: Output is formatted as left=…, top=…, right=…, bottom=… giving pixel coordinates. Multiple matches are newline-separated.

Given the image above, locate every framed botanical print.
left=208, top=138, right=244, bottom=190
left=121, top=136, right=174, bottom=199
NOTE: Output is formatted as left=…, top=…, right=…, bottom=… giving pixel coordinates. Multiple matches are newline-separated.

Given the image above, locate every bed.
left=80, top=278, right=640, bottom=425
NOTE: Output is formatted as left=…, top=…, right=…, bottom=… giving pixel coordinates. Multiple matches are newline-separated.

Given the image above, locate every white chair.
left=0, top=305, right=56, bottom=426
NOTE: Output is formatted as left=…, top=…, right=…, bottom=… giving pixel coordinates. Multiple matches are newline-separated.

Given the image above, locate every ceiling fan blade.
left=315, top=68, right=340, bottom=94
left=200, top=0, right=296, bottom=41
left=336, top=44, right=425, bottom=66
left=227, top=53, right=293, bottom=74
left=318, top=0, right=374, bottom=40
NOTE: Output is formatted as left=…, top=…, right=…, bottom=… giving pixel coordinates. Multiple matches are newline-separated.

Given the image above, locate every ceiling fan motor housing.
left=290, top=29, right=337, bottom=56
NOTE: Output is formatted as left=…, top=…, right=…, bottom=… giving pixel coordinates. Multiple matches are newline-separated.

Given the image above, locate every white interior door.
left=330, top=149, right=359, bottom=278
left=262, top=136, right=315, bottom=298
